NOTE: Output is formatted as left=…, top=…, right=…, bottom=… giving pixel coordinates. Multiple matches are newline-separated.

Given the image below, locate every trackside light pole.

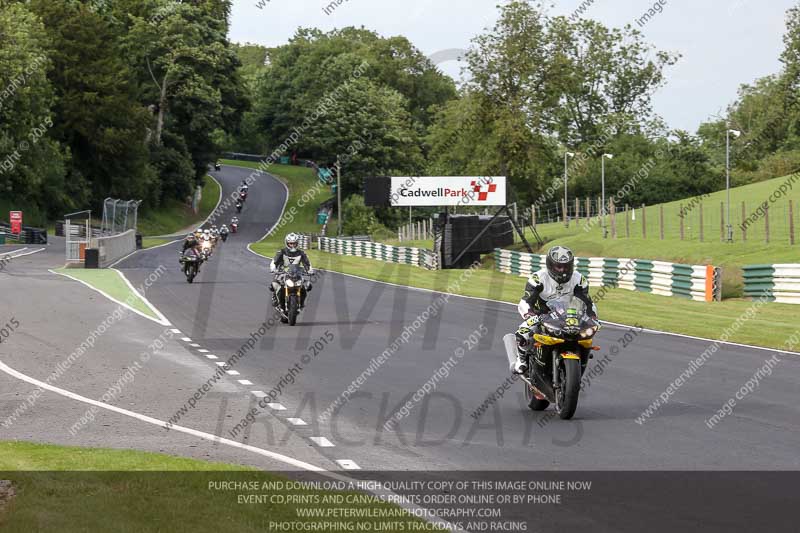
left=726, top=128, right=741, bottom=243
left=336, top=157, right=342, bottom=236
left=564, top=151, right=575, bottom=227
left=602, top=153, right=614, bottom=239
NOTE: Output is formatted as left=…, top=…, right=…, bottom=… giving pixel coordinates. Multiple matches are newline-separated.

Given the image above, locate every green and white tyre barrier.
left=318, top=237, right=439, bottom=270
left=742, top=264, right=800, bottom=304
left=494, top=249, right=721, bottom=302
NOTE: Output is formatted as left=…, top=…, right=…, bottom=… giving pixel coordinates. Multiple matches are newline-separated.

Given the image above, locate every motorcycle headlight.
left=580, top=326, right=598, bottom=338
left=285, top=279, right=295, bottom=288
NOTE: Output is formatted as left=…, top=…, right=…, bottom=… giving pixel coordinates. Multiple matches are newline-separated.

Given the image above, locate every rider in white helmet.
left=270, top=233, right=313, bottom=307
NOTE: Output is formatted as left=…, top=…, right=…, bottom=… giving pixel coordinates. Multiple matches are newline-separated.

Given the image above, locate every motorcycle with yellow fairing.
left=504, top=295, right=600, bottom=420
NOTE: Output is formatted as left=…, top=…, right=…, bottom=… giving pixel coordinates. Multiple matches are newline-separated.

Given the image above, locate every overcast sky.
left=230, top=0, right=796, bottom=133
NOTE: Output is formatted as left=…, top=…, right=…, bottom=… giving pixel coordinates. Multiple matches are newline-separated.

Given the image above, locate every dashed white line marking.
left=310, top=437, right=335, bottom=448
left=181, top=337, right=192, bottom=342
left=267, top=403, right=286, bottom=411
left=215, top=362, right=226, bottom=367
left=287, top=418, right=307, bottom=426
left=170, top=329, right=182, bottom=334
left=190, top=343, right=201, bottom=348
left=238, top=380, right=253, bottom=385
left=226, top=370, right=240, bottom=376
left=336, top=460, right=361, bottom=470
left=205, top=355, right=218, bottom=360
left=251, top=391, right=267, bottom=398
left=198, top=349, right=209, bottom=353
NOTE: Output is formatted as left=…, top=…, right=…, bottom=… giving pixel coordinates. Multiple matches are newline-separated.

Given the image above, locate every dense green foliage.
left=0, top=0, right=245, bottom=222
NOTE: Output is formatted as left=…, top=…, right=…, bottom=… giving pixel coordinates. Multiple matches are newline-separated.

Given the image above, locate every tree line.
left=226, top=1, right=800, bottom=230
left=0, top=0, right=245, bottom=225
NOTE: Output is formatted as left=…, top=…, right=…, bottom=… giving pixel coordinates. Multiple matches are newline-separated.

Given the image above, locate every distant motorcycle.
left=235, top=201, right=243, bottom=213
left=200, top=239, right=213, bottom=261
left=214, top=161, right=221, bottom=171
left=504, top=295, right=600, bottom=420
left=274, top=264, right=309, bottom=326
left=230, top=222, right=238, bottom=233
left=220, top=230, right=229, bottom=242
left=179, top=251, right=202, bottom=283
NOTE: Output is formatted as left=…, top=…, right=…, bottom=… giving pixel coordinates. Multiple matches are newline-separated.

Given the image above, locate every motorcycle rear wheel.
left=524, top=363, right=550, bottom=411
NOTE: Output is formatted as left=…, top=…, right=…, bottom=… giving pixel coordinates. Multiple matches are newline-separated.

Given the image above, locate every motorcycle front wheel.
left=185, top=265, right=196, bottom=283
left=288, top=294, right=299, bottom=326
left=555, top=358, right=581, bottom=420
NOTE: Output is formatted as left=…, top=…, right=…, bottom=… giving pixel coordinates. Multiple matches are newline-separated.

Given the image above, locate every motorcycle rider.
left=220, top=224, right=230, bottom=241
left=230, top=217, right=239, bottom=232
left=513, top=246, right=598, bottom=375
left=180, top=233, right=202, bottom=265
left=269, top=233, right=313, bottom=309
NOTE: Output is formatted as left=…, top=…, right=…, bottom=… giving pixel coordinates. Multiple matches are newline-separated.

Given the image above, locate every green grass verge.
left=53, top=268, right=160, bottom=321
left=141, top=237, right=175, bottom=249
left=137, top=175, right=222, bottom=237
left=226, top=159, right=798, bottom=349
left=0, top=441, right=439, bottom=533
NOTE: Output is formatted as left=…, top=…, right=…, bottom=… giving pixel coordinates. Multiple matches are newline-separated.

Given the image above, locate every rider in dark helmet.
left=512, top=246, right=598, bottom=374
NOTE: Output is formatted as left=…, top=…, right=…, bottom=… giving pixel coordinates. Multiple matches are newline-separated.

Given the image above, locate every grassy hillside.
left=526, top=172, right=800, bottom=296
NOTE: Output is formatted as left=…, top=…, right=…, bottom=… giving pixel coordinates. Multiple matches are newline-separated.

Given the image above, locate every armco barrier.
left=89, top=229, right=136, bottom=268
left=494, top=249, right=721, bottom=302
left=742, top=264, right=800, bottom=304
left=318, top=237, right=439, bottom=270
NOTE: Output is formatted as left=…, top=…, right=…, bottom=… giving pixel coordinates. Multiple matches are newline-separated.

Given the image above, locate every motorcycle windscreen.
left=503, top=333, right=519, bottom=373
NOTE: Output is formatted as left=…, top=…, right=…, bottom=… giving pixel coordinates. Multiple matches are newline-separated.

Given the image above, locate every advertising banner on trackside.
left=9, top=211, right=22, bottom=235
left=390, top=176, right=507, bottom=207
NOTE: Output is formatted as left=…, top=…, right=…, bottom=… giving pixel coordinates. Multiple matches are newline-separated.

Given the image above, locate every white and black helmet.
left=285, top=233, right=300, bottom=249
left=546, top=246, right=575, bottom=284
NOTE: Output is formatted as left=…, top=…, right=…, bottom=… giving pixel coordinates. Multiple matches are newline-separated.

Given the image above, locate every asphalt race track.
left=1, top=165, right=798, bottom=532
left=116, top=165, right=800, bottom=472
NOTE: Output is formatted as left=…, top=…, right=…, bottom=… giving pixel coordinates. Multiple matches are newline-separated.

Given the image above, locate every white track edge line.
left=113, top=269, right=172, bottom=326
left=49, top=269, right=169, bottom=326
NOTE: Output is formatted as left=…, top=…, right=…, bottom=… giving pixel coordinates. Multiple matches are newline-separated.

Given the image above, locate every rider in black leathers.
left=269, top=233, right=313, bottom=308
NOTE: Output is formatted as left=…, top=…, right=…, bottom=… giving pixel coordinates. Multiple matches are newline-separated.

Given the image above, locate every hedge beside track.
left=742, top=264, right=800, bottom=304
left=494, top=249, right=721, bottom=302
left=318, top=237, right=439, bottom=270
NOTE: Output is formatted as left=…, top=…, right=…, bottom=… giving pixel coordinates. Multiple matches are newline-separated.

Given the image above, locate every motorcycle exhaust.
left=503, top=333, right=519, bottom=374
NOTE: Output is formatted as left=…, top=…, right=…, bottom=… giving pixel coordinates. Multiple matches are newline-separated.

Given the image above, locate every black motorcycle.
left=235, top=201, right=243, bottom=213
left=214, top=161, right=221, bottom=171
left=220, top=230, right=229, bottom=242
left=179, top=251, right=202, bottom=284
left=505, top=295, right=600, bottom=420
left=274, top=264, right=309, bottom=326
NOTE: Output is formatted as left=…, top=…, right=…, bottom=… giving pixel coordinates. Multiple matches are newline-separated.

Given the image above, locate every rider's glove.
left=308, top=267, right=315, bottom=275
left=269, top=262, right=276, bottom=273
